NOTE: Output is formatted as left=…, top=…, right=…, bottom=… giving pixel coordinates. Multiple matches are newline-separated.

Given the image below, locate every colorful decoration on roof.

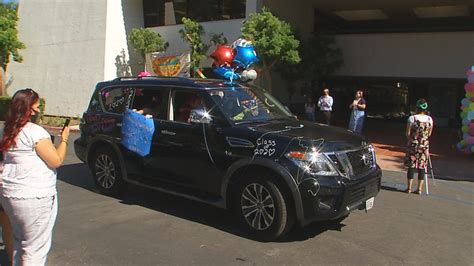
left=209, top=38, right=259, bottom=82
left=456, top=66, right=474, bottom=154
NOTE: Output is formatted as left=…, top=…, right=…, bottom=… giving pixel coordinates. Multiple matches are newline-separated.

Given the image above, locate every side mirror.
left=189, top=108, right=213, bottom=124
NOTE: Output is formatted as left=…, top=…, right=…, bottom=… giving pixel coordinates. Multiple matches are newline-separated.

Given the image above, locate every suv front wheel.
left=234, top=176, right=294, bottom=241
left=90, top=147, right=125, bottom=196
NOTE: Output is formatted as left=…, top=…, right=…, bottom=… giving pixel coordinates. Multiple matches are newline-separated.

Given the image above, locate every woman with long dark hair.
left=348, top=89, right=366, bottom=134
left=0, top=88, right=70, bottom=265
left=404, top=98, right=433, bottom=194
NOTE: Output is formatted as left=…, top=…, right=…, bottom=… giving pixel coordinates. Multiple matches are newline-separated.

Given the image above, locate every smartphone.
left=62, top=118, right=71, bottom=132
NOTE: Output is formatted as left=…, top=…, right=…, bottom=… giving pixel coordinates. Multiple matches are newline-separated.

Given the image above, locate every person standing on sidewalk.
left=304, top=97, right=316, bottom=122
left=348, top=89, right=366, bottom=133
left=0, top=88, right=70, bottom=265
left=317, top=88, right=333, bottom=125
left=404, top=98, right=433, bottom=194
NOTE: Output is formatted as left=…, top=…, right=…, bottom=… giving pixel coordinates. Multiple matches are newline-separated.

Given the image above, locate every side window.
left=88, top=91, right=101, bottom=112
left=100, top=87, right=134, bottom=114
left=173, top=91, right=204, bottom=123
left=130, top=87, right=169, bottom=120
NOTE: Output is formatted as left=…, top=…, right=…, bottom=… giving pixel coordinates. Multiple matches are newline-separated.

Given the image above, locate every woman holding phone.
left=0, top=88, right=70, bottom=265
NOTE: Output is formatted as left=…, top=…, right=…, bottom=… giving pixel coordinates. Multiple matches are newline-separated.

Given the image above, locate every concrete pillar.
left=246, top=0, right=263, bottom=17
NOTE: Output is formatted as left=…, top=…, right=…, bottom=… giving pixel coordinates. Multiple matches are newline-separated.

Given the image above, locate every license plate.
left=365, top=197, right=374, bottom=210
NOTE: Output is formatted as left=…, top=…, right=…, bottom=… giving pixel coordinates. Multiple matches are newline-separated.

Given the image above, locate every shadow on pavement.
left=57, top=163, right=345, bottom=243
left=57, top=163, right=96, bottom=192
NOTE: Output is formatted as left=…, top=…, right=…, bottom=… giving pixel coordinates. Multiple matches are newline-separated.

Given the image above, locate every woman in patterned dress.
left=405, top=98, right=433, bottom=194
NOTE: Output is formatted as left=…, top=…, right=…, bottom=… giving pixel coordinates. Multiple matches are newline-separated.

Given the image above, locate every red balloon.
left=210, top=45, right=235, bottom=67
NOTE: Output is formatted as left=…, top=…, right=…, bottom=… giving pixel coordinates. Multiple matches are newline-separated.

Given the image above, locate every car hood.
left=240, top=119, right=366, bottom=152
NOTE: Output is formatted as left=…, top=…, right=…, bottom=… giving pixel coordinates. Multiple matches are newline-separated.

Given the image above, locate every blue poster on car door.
left=121, top=109, right=155, bottom=157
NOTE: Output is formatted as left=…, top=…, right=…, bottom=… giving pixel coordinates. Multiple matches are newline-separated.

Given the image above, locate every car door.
left=143, top=89, right=225, bottom=195
left=91, top=86, right=134, bottom=143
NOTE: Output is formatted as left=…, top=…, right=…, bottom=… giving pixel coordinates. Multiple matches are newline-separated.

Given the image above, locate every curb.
left=381, top=167, right=474, bottom=182
left=41, top=124, right=80, bottom=132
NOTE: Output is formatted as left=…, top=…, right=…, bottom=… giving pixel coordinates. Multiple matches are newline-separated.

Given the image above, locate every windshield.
left=207, top=85, right=295, bottom=124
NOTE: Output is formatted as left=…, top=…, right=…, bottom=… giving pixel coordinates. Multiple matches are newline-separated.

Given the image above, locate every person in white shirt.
left=317, top=88, right=333, bottom=125
left=0, top=88, right=70, bottom=265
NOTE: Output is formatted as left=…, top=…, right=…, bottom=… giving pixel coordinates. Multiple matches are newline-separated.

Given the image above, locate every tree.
left=299, top=34, right=343, bottom=89
left=179, top=17, right=228, bottom=77
left=0, top=3, right=25, bottom=72
left=241, top=7, right=300, bottom=92
left=179, top=18, right=206, bottom=76
left=128, top=28, right=168, bottom=72
left=277, top=34, right=343, bottom=96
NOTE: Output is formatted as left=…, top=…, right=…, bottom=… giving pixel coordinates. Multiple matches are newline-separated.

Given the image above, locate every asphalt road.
left=2, top=132, right=474, bottom=265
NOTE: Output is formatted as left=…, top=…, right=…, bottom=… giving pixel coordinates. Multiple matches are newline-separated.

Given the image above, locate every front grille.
left=346, top=147, right=375, bottom=176
left=347, top=176, right=380, bottom=206
left=327, top=146, right=376, bottom=179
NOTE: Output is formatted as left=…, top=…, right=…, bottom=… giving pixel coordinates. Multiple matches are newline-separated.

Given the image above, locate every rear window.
left=100, top=87, right=134, bottom=114
left=130, top=87, right=169, bottom=120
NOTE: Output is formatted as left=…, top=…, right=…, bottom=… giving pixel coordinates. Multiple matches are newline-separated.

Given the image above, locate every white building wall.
left=120, top=0, right=144, bottom=75
left=103, top=0, right=130, bottom=80
left=103, top=0, right=145, bottom=78
left=8, top=0, right=108, bottom=117
left=335, top=31, right=474, bottom=79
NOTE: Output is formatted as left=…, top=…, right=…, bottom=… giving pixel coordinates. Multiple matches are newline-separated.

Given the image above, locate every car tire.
left=234, top=176, right=294, bottom=241
left=90, top=147, right=126, bottom=196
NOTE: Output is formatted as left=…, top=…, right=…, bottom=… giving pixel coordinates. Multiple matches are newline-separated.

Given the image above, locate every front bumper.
left=298, top=166, right=382, bottom=226
left=74, top=137, right=87, bottom=163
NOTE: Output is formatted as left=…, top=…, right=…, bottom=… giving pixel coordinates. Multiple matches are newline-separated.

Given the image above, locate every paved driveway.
left=1, top=132, right=473, bottom=265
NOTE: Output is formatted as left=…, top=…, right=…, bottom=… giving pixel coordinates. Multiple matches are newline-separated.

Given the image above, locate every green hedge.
left=0, top=96, right=11, bottom=120
left=0, top=96, right=46, bottom=121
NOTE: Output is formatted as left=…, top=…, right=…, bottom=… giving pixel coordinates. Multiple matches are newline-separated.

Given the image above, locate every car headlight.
left=285, top=150, right=339, bottom=176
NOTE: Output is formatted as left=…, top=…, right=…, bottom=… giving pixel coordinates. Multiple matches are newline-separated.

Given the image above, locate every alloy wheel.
left=241, top=183, right=275, bottom=230
left=95, top=154, right=116, bottom=189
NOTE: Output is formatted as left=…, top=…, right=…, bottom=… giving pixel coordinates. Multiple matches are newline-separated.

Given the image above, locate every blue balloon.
left=213, top=66, right=240, bottom=80
left=233, top=45, right=258, bottom=69
left=469, top=110, right=474, bottom=120
left=461, top=98, right=469, bottom=107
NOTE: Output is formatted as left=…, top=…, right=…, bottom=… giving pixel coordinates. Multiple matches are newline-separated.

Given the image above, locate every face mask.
left=30, top=112, right=40, bottom=123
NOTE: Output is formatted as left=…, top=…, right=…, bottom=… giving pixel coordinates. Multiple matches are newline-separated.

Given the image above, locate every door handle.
left=161, top=130, right=176, bottom=136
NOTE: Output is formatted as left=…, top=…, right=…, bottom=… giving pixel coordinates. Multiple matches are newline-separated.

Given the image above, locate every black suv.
left=74, top=77, right=381, bottom=240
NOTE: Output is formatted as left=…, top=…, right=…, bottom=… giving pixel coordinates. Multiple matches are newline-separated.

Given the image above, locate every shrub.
left=0, top=96, right=45, bottom=121
left=0, top=96, right=11, bottom=120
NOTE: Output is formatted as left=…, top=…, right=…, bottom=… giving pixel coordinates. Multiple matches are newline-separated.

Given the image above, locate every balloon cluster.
left=210, top=38, right=259, bottom=82
left=457, top=66, right=474, bottom=154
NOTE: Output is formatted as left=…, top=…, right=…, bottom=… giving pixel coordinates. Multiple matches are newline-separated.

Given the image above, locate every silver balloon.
left=240, top=70, right=249, bottom=82
left=246, top=69, right=257, bottom=80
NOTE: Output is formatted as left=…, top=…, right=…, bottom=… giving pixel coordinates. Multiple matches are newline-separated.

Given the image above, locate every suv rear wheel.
left=90, top=147, right=125, bottom=196
left=234, top=176, right=294, bottom=241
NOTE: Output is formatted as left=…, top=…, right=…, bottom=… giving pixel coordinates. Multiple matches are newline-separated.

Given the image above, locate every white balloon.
left=240, top=70, right=249, bottom=81
left=246, top=69, right=257, bottom=80
left=231, top=38, right=252, bottom=48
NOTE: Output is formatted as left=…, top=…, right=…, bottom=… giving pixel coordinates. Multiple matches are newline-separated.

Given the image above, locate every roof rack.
left=112, top=76, right=192, bottom=82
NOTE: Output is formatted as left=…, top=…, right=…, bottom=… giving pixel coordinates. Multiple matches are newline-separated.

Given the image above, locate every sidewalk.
left=363, top=118, right=473, bottom=181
